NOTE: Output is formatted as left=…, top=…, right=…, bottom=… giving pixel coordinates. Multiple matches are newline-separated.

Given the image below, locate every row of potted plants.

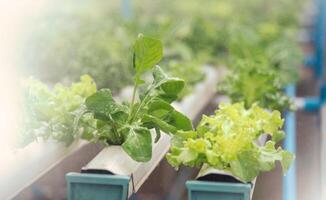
left=22, top=30, right=295, bottom=196
left=20, top=30, right=293, bottom=181
left=18, top=0, right=307, bottom=199
left=62, top=30, right=296, bottom=199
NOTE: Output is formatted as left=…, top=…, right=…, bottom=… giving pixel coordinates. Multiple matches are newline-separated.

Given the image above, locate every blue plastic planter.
left=66, top=172, right=130, bottom=200
left=186, top=180, right=251, bottom=200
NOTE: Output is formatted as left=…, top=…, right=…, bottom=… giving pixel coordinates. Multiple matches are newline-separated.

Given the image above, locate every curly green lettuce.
left=167, top=102, right=294, bottom=182
left=19, top=75, right=97, bottom=147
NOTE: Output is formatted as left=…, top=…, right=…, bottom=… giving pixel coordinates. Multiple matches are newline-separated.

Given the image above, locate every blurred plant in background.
left=20, top=0, right=304, bottom=97
left=219, top=59, right=295, bottom=111
left=19, top=75, right=97, bottom=146
left=21, top=1, right=133, bottom=93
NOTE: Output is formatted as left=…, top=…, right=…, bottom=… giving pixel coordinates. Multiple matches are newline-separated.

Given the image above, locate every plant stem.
left=108, top=114, right=122, bottom=144
left=131, top=84, right=138, bottom=108
left=130, top=85, right=154, bottom=122
left=128, top=83, right=138, bottom=122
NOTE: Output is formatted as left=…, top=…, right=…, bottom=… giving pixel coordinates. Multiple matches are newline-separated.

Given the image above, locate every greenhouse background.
left=0, top=0, right=325, bottom=199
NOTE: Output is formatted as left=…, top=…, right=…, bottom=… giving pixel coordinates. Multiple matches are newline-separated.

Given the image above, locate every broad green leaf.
left=148, top=99, right=173, bottom=118
left=157, top=93, right=179, bottom=103
left=258, top=141, right=282, bottom=171
left=230, top=150, right=260, bottom=182
left=147, top=99, right=192, bottom=131
left=122, top=126, right=152, bottom=162
left=143, top=114, right=177, bottom=134
left=86, top=89, right=114, bottom=114
left=169, top=110, right=193, bottom=131
left=111, top=110, right=129, bottom=126
left=143, top=110, right=192, bottom=135
left=85, top=89, right=124, bottom=120
left=133, top=34, right=163, bottom=74
left=161, top=78, right=185, bottom=95
left=153, top=66, right=185, bottom=95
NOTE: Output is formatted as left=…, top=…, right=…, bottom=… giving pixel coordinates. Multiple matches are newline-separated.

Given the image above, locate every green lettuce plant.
left=167, top=102, right=294, bottom=182
left=266, top=37, right=303, bottom=85
left=20, top=75, right=97, bottom=147
left=219, top=59, right=295, bottom=111
left=227, top=24, right=301, bottom=86
left=81, top=35, right=193, bottom=162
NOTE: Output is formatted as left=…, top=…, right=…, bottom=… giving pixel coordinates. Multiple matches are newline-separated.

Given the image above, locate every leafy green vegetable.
left=219, top=59, right=295, bottom=111
left=133, top=34, right=163, bottom=74
left=266, top=37, right=303, bottom=85
left=227, top=23, right=302, bottom=85
left=82, top=35, right=192, bottom=162
left=20, top=75, right=97, bottom=146
left=167, top=103, right=294, bottom=182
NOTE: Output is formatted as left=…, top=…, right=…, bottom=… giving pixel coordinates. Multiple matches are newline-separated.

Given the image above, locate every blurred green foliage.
left=18, top=0, right=307, bottom=149
left=19, top=75, right=97, bottom=146
left=21, top=0, right=304, bottom=100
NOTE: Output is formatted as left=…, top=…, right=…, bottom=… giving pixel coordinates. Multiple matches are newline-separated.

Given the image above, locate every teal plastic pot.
left=66, top=172, right=130, bottom=200
left=186, top=180, right=251, bottom=200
